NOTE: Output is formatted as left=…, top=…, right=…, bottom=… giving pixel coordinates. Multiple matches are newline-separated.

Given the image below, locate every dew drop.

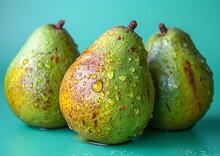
left=34, top=103, right=39, bottom=107
left=128, top=57, right=132, bottom=62
left=37, top=62, right=44, bottom=69
left=77, top=105, right=80, bottom=110
left=83, top=81, right=87, bottom=86
left=95, top=68, right=99, bottom=72
left=206, top=67, right=211, bottom=73
left=38, top=79, right=42, bottom=83
left=114, top=85, right=119, bottom=90
left=22, top=59, right=29, bottom=65
left=107, top=71, right=114, bottom=79
left=109, top=98, right=115, bottom=105
left=135, top=108, right=140, bottom=115
left=78, top=90, right=82, bottom=95
left=134, top=54, right=140, bottom=64
left=130, top=67, right=135, bottom=72
left=46, top=63, right=51, bottom=69
left=75, top=80, right=79, bottom=84
left=106, top=82, right=110, bottom=87
left=134, top=75, right=139, bottom=79
left=101, top=92, right=105, bottom=97
left=128, top=89, right=133, bottom=98
left=183, top=43, right=187, bottom=47
left=115, top=94, right=120, bottom=101
left=119, top=76, right=126, bottom=81
left=81, top=95, right=85, bottom=101
left=201, top=59, right=205, bottom=63
left=98, top=98, right=103, bottom=104
left=92, top=74, right=97, bottom=79
left=107, top=58, right=112, bottom=63
left=162, top=59, right=168, bottom=63
left=136, top=95, right=141, bottom=100
left=35, top=89, right=39, bottom=94
left=43, top=95, right=49, bottom=102
left=86, top=74, right=91, bottom=79
left=107, top=91, right=110, bottom=95
left=91, top=80, right=103, bottom=93
left=109, top=32, right=114, bottom=36
left=29, top=83, right=33, bottom=88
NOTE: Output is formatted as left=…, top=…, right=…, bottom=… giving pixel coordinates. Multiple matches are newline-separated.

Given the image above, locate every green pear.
left=145, top=23, right=214, bottom=130
left=59, top=21, right=155, bottom=144
left=4, top=20, right=80, bottom=128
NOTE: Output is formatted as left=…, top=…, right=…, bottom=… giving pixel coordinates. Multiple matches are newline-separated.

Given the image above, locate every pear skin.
left=4, top=20, right=80, bottom=128
left=59, top=21, right=155, bottom=144
left=145, top=23, right=214, bottom=130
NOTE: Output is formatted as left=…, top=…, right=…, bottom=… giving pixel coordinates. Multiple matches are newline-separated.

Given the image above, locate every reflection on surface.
left=1, top=116, right=220, bottom=155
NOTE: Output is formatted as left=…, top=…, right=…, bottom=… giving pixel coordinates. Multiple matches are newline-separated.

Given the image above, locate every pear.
left=145, top=23, right=214, bottom=130
left=59, top=21, right=155, bottom=144
left=4, top=20, right=80, bottom=128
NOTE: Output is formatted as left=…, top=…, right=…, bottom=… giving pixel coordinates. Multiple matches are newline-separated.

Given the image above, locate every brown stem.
left=159, top=23, right=167, bottom=35
left=56, top=20, right=65, bottom=29
left=127, top=20, right=137, bottom=31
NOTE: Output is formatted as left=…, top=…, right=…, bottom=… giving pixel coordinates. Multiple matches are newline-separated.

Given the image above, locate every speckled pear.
left=4, top=20, right=80, bottom=128
left=145, top=23, right=214, bottom=130
left=59, top=21, right=155, bottom=144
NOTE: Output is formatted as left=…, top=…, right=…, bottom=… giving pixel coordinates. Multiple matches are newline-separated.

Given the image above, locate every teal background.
left=0, top=0, right=219, bottom=155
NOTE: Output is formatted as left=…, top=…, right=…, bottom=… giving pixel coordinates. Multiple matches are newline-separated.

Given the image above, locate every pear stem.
left=159, top=23, right=167, bottom=35
left=56, top=20, right=65, bottom=29
left=127, top=20, right=137, bottom=31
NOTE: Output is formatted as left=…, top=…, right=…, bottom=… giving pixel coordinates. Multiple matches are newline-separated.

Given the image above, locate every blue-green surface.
left=0, top=0, right=219, bottom=155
